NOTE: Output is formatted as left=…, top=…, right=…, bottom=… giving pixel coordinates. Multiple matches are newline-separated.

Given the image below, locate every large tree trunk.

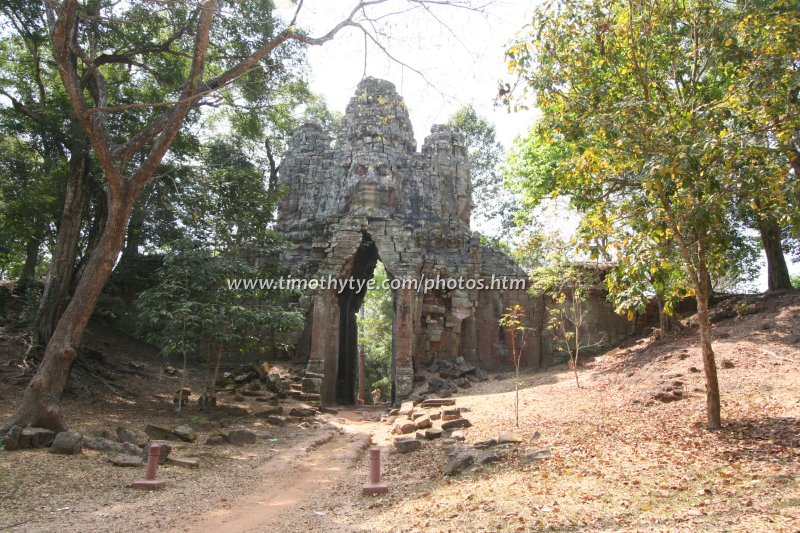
left=117, top=205, right=143, bottom=269
left=2, top=192, right=134, bottom=432
left=757, top=215, right=792, bottom=292
left=73, top=181, right=108, bottom=286
left=655, top=294, right=679, bottom=338
left=33, top=150, right=89, bottom=346
left=17, top=235, right=42, bottom=292
left=695, top=264, right=722, bottom=430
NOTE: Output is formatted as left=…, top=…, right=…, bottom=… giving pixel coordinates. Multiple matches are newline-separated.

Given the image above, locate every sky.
left=276, top=0, right=798, bottom=291
left=278, top=0, right=538, bottom=147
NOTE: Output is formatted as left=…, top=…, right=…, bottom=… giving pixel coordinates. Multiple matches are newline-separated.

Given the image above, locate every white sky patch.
left=280, top=0, right=538, bottom=147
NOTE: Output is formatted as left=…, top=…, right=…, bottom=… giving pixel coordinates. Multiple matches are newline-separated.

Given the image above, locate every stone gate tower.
left=276, top=78, right=541, bottom=405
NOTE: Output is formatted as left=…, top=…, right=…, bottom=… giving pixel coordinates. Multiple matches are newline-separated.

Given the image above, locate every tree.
left=503, top=0, right=787, bottom=429
left=136, top=242, right=304, bottom=411
left=0, top=1, right=111, bottom=346
left=358, top=263, right=393, bottom=400
left=136, top=136, right=304, bottom=411
left=2, top=0, right=479, bottom=432
left=499, top=304, right=528, bottom=427
left=605, top=232, right=690, bottom=337
left=447, top=105, right=514, bottom=239
left=0, top=135, right=56, bottom=290
left=721, top=0, right=800, bottom=291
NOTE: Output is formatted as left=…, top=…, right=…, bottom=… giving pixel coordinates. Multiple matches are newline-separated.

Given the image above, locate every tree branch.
left=51, top=0, right=124, bottom=196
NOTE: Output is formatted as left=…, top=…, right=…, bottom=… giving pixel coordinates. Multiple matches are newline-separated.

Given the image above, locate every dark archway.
left=337, top=232, right=379, bottom=404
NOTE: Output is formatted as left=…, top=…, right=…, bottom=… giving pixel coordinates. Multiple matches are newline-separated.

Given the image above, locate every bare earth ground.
left=1, top=291, right=799, bottom=532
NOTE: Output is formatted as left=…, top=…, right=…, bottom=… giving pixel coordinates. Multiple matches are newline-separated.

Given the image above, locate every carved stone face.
left=347, top=153, right=397, bottom=213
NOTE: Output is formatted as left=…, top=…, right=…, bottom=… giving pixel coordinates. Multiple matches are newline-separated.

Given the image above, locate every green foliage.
left=135, top=133, right=304, bottom=371
left=135, top=240, right=304, bottom=364
left=0, top=0, right=316, bottom=277
left=505, top=0, right=794, bottom=298
left=506, top=128, right=571, bottom=219
left=447, top=106, right=515, bottom=239
left=512, top=223, right=573, bottom=271
left=0, top=136, right=57, bottom=279
left=358, top=263, right=393, bottom=396
left=505, top=0, right=768, bottom=302
left=301, top=95, right=343, bottom=135
left=181, top=138, right=283, bottom=249
left=791, top=274, right=800, bottom=290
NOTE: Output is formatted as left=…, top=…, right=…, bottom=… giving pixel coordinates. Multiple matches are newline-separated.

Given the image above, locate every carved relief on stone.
left=342, top=152, right=398, bottom=215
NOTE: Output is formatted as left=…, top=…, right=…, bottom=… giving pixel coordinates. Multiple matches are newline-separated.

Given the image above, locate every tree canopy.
left=504, top=0, right=800, bottom=428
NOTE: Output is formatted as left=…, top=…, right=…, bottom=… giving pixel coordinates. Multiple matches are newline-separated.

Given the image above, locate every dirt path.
left=183, top=427, right=373, bottom=533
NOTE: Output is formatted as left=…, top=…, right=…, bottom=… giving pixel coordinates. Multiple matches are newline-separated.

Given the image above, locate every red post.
left=131, top=443, right=166, bottom=490
left=362, top=447, right=388, bottom=495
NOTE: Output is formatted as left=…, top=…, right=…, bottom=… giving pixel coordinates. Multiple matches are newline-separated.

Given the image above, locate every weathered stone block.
left=49, top=431, right=83, bottom=455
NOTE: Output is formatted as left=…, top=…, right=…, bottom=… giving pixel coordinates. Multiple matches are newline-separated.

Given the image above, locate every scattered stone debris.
left=267, top=415, right=287, bottom=426
left=116, top=427, right=149, bottom=448
left=289, top=407, right=316, bottom=418
left=49, top=431, right=83, bottom=455
left=18, top=427, right=56, bottom=449
left=652, top=378, right=685, bottom=403
left=392, top=420, right=418, bottom=435
left=163, top=364, right=181, bottom=377
left=423, top=428, right=443, bottom=440
left=227, top=429, right=257, bottom=446
left=205, top=435, right=226, bottom=446
left=144, top=423, right=198, bottom=442
left=442, top=433, right=526, bottom=475
left=398, top=401, right=415, bottom=416
left=1, top=425, right=21, bottom=450
left=84, top=436, right=142, bottom=456
left=144, top=424, right=177, bottom=441
left=445, top=449, right=476, bottom=475
left=524, top=448, right=552, bottom=462
left=255, top=406, right=284, bottom=418
left=441, top=418, right=472, bottom=430
left=173, top=387, right=192, bottom=404
left=172, top=425, right=197, bottom=443
left=497, top=434, right=522, bottom=445
left=110, top=454, right=143, bottom=467
left=473, top=438, right=498, bottom=449
left=441, top=408, right=461, bottom=421
left=394, top=437, right=422, bottom=453
left=420, top=398, right=456, bottom=408
left=415, top=415, right=432, bottom=429
left=445, top=430, right=466, bottom=441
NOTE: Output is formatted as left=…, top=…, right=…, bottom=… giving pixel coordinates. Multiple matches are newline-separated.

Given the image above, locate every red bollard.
left=131, top=443, right=166, bottom=490
left=362, top=447, right=388, bottom=495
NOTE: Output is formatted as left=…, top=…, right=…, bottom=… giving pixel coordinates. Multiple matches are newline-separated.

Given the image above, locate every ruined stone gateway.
left=276, top=78, right=628, bottom=406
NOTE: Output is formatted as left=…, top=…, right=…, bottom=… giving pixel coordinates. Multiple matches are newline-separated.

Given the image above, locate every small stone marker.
left=131, top=444, right=166, bottom=490
left=362, top=447, right=388, bottom=495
